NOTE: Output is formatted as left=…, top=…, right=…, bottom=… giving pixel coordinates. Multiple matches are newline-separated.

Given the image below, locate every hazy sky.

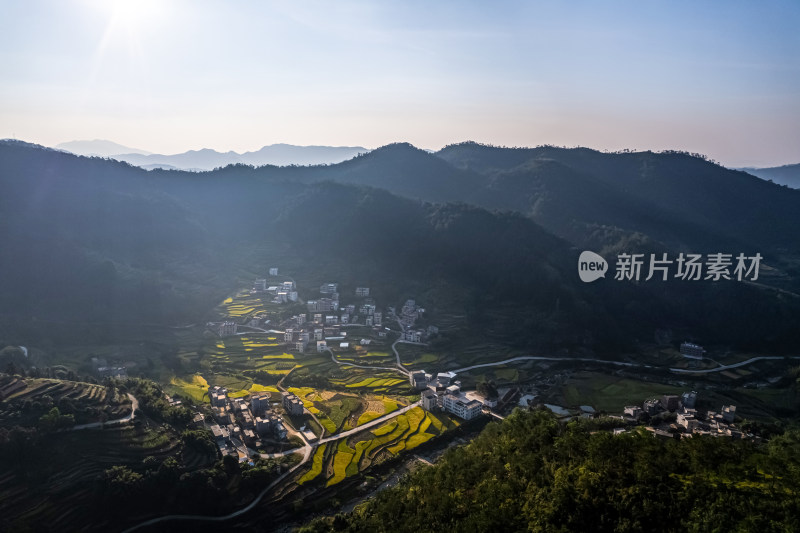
left=1, top=0, right=798, bottom=167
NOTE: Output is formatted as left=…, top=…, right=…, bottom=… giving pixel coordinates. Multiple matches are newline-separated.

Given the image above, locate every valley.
left=1, top=141, right=799, bottom=532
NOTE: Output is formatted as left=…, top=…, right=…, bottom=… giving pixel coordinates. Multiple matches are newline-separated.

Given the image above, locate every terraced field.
left=335, top=347, right=397, bottom=367
left=0, top=378, right=131, bottom=427
left=0, top=425, right=179, bottom=531
left=168, top=374, right=209, bottom=403
left=327, top=368, right=410, bottom=395
left=298, top=443, right=328, bottom=484
left=218, top=291, right=269, bottom=318
left=300, top=407, right=458, bottom=487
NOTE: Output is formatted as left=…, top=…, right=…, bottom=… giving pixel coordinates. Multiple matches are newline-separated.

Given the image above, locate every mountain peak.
left=55, top=139, right=152, bottom=157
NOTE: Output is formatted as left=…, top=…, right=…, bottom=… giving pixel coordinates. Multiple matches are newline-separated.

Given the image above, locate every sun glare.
left=110, top=0, right=162, bottom=29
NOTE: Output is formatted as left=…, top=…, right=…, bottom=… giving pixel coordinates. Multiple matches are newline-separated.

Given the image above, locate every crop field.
left=395, top=344, right=443, bottom=368
left=227, top=383, right=280, bottom=399
left=0, top=378, right=131, bottom=427
left=0, top=424, right=179, bottom=531
left=556, top=371, right=684, bottom=413
left=398, top=340, right=522, bottom=373
left=298, top=443, right=328, bottom=484
left=334, top=348, right=396, bottom=367
left=287, top=387, right=365, bottom=434
left=168, top=374, right=209, bottom=403
left=310, top=407, right=457, bottom=487
left=217, top=291, right=269, bottom=318
left=327, top=368, right=410, bottom=394
left=356, top=396, right=400, bottom=425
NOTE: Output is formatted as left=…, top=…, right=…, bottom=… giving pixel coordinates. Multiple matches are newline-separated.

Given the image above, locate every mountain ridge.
left=54, top=139, right=369, bottom=170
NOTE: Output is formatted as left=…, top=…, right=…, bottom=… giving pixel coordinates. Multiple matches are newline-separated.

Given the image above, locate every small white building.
left=269, top=267, right=279, bottom=276
left=355, top=287, right=370, bottom=297
left=316, top=340, right=328, bottom=352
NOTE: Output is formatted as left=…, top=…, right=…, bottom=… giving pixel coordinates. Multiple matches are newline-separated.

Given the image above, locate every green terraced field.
left=168, top=374, right=209, bottom=403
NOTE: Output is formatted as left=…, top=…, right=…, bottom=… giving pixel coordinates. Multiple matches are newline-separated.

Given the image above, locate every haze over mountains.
left=739, top=163, right=800, bottom=189
left=2, top=139, right=799, bottom=356
left=54, top=140, right=368, bottom=170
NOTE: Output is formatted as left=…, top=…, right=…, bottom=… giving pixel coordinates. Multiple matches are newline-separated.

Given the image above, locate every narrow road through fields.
left=449, top=354, right=800, bottom=376
left=328, top=347, right=409, bottom=377
left=71, top=393, right=138, bottom=431
left=451, top=356, right=655, bottom=375
left=391, top=339, right=426, bottom=376
left=669, top=355, right=800, bottom=374
left=123, top=398, right=422, bottom=532
left=318, top=401, right=421, bottom=444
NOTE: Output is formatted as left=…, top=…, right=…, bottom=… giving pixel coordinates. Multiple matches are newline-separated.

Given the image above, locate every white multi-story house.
left=355, top=287, right=370, bottom=297
left=320, top=283, right=338, bottom=294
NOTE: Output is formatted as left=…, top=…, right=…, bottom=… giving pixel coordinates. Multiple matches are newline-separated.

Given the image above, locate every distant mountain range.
left=2, top=139, right=799, bottom=355
left=739, top=163, right=800, bottom=189
left=54, top=139, right=369, bottom=170
left=55, top=139, right=153, bottom=157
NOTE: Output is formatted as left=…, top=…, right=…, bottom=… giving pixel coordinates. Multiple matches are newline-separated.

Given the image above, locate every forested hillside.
left=302, top=408, right=800, bottom=533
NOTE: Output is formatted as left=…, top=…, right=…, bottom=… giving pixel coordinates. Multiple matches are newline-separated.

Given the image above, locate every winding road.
left=122, top=344, right=800, bottom=531
left=668, top=355, right=800, bottom=374
left=328, top=347, right=410, bottom=377
left=450, top=356, right=655, bottom=375
left=71, top=393, right=139, bottom=431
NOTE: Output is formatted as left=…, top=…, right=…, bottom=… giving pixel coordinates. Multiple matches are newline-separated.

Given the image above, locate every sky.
left=1, top=0, right=798, bottom=167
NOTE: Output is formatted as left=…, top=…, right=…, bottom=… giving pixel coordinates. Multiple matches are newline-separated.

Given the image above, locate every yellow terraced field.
left=298, top=443, right=327, bottom=484
left=327, top=440, right=356, bottom=486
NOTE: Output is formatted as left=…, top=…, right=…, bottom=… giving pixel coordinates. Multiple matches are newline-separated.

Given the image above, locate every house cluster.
left=205, top=385, right=289, bottom=458
left=252, top=279, right=298, bottom=304
left=283, top=313, right=342, bottom=353
left=396, top=299, right=437, bottom=342
left=283, top=282, right=387, bottom=352
left=415, top=371, right=487, bottom=421
left=623, top=391, right=745, bottom=439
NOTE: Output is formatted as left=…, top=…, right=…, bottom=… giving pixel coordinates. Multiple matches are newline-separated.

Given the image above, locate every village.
left=198, top=267, right=457, bottom=461
left=198, top=270, right=756, bottom=464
